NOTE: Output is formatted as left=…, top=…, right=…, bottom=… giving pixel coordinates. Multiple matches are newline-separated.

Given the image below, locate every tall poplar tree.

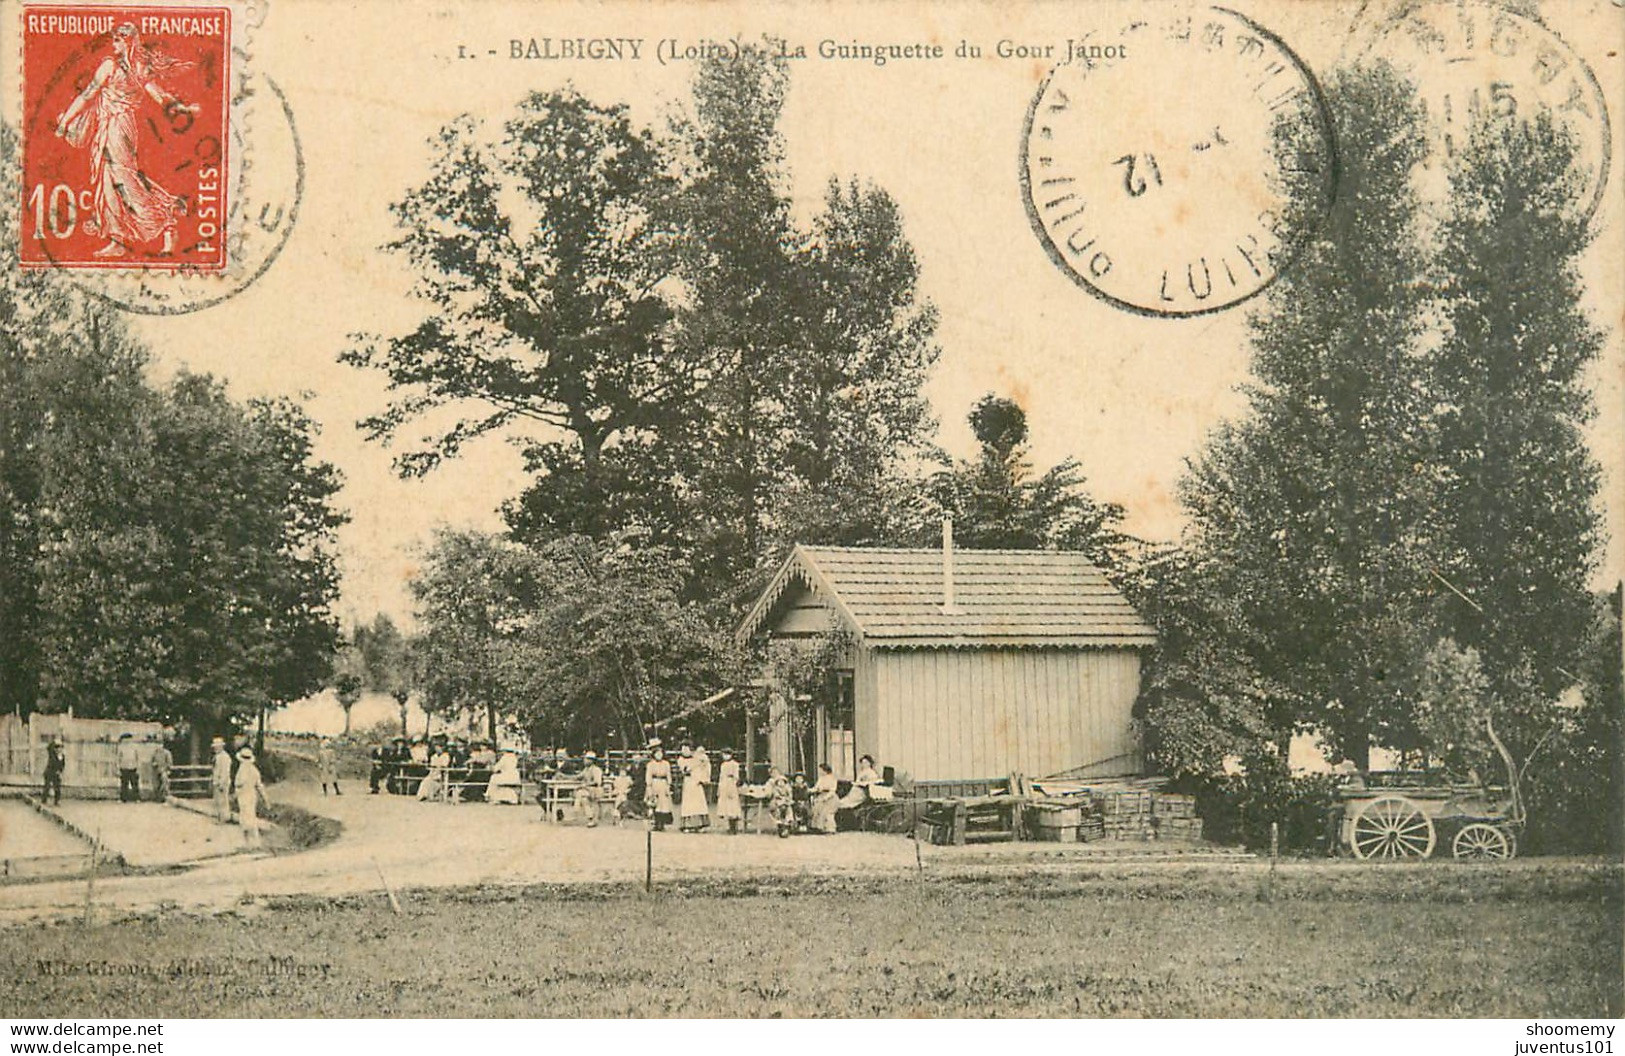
left=1177, top=64, right=1435, bottom=767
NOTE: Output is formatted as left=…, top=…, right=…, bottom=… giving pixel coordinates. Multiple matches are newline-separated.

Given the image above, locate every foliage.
left=922, top=394, right=1128, bottom=569
left=1124, top=547, right=1285, bottom=775
left=410, top=529, right=543, bottom=741
left=341, top=91, right=689, bottom=490
left=1422, top=112, right=1605, bottom=787
left=762, top=616, right=855, bottom=743
left=1172, top=64, right=1610, bottom=807
left=1178, top=63, right=1437, bottom=769
left=1410, top=638, right=1494, bottom=776
left=351, top=612, right=417, bottom=707
left=1190, top=765, right=1339, bottom=854
left=1521, top=589, right=1624, bottom=855
left=346, top=56, right=939, bottom=613
left=508, top=533, right=741, bottom=748
left=410, top=528, right=736, bottom=749
left=0, top=127, right=346, bottom=736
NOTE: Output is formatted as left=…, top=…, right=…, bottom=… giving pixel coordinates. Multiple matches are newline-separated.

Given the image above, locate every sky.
left=8, top=0, right=1620, bottom=628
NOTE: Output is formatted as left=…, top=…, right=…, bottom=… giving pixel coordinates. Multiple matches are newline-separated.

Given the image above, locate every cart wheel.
left=1350, top=795, right=1437, bottom=859
left=1451, top=822, right=1514, bottom=860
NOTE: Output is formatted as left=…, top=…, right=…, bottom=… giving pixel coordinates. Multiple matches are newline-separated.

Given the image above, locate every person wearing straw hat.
left=236, top=747, right=266, bottom=849
left=210, top=737, right=233, bottom=821
left=574, top=751, right=603, bottom=826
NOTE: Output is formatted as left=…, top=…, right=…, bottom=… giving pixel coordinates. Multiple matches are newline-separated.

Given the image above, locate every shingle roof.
left=738, top=545, right=1157, bottom=649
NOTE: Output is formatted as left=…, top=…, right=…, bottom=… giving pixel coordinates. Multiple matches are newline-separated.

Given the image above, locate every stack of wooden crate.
left=1027, top=801, right=1083, bottom=842
left=1151, top=791, right=1203, bottom=840
left=1094, top=788, right=1155, bottom=840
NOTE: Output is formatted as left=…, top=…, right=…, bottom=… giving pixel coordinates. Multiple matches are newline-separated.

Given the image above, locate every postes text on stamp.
left=20, top=5, right=232, bottom=271
left=1021, top=6, right=1336, bottom=317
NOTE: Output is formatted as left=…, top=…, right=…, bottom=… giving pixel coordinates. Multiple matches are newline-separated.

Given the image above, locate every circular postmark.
left=1021, top=7, right=1336, bottom=317
left=1357, top=0, right=1611, bottom=224
left=23, top=31, right=302, bottom=316
left=70, top=68, right=304, bottom=316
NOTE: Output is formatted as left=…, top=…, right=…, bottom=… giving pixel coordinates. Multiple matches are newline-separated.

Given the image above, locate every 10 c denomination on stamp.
left=1021, top=6, right=1336, bottom=318
left=21, top=5, right=232, bottom=272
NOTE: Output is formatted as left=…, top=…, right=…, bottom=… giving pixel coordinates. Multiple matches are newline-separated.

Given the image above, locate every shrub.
left=1188, top=764, right=1338, bottom=854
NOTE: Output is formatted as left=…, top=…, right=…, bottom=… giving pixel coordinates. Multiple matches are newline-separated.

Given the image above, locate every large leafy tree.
left=1, top=121, right=345, bottom=736
left=507, top=533, right=739, bottom=749
left=666, top=52, right=940, bottom=600
left=1425, top=114, right=1604, bottom=738
left=771, top=179, right=940, bottom=550
left=31, top=373, right=345, bottom=733
left=352, top=612, right=418, bottom=716
left=411, top=529, right=545, bottom=743
left=1415, top=114, right=1610, bottom=849
left=347, top=56, right=939, bottom=611
left=342, top=90, right=694, bottom=524
left=410, top=528, right=735, bottom=749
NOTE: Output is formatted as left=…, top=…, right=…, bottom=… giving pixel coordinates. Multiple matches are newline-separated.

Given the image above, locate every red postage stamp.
left=19, top=5, right=231, bottom=271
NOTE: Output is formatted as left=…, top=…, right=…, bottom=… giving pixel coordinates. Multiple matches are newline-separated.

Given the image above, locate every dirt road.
left=0, top=779, right=1256, bottom=925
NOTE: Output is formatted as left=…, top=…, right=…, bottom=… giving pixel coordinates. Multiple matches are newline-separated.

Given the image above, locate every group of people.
left=112, top=731, right=172, bottom=803
left=562, top=742, right=884, bottom=838
left=368, top=736, right=524, bottom=805
left=636, top=741, right=746, bottom=833
left=209, top=736, right=269, bottom=849
left=760, top=755, right=883, bottom=838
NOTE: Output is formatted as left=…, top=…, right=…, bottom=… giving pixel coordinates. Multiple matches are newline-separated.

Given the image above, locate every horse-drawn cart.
left=1335, top=772, right=1520, bottom=860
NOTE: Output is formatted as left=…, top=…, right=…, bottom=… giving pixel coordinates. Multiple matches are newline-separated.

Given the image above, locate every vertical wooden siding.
left=866, top=647, right=1142, bottom=781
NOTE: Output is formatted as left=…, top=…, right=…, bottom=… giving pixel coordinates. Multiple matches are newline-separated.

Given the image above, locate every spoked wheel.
left=1452, top=822, right=1515, bottom=860
left=1351, top=796, right=1437, bottom=860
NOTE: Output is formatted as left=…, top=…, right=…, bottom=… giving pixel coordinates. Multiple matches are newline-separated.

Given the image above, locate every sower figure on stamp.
left=53, top=23, right=200, bottom=258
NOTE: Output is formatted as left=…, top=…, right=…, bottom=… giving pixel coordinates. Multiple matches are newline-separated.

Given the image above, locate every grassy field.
left=2, top=860, right=1619, bottom=1017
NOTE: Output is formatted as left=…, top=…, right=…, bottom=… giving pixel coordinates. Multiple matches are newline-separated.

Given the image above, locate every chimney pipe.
left=941, top=518, right=958, bottom=614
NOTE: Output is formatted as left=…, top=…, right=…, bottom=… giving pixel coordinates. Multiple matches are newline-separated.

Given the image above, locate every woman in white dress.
left=645, top=748, right=674, bottom=831
left=840, top=754, right=880, bottom=809
left=418, top=744, right=452, bottom=801
left=810, top=762, right=839, bottom=834
left=680, top=746, right=711, bottom=832
left=716, top=749, right=744, bottom=834
left=236, top=748, right=266, bottom=849
left=487, top=750, right=522, bottom=805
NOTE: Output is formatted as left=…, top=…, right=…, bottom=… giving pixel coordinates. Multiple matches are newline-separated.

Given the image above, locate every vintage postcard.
left=0, top=0, right=1620, bottom=1028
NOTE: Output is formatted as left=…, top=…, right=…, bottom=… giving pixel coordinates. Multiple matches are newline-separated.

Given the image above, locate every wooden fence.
left=0, top=713, right=165, bottom=794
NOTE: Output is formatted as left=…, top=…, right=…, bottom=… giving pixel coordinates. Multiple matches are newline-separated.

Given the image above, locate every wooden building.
left=737, top=539, right=1157, bottom=786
